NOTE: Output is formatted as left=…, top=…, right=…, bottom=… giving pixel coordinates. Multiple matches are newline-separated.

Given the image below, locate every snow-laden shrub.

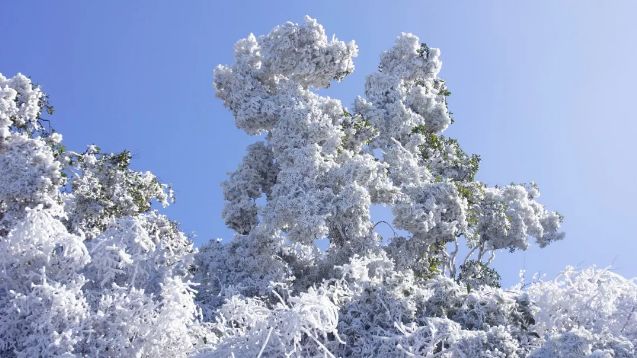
left=0, top=277, right=88, bottom=357
left=527, top=267, right=637, bottom=357
left=84, top=277, right=200, bottom=357
left=198, top=287, right=341, bottom=357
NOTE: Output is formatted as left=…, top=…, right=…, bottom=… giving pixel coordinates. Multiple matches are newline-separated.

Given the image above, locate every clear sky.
left=2, top=1, right=636, bottom=286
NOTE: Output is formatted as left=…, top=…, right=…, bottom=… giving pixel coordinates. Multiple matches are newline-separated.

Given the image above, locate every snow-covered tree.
left=0, top=74, right=200, bottom=357
left=1, top=17, right=636, bottom=357
left=195, top=17, right=634, bottom=357
left=209, top=16, right=564, bottom=293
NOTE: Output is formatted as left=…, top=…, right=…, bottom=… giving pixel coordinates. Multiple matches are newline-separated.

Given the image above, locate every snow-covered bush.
left=1, top=17, right=635, bottom=357
left=527, top=267, right=637, bottom=357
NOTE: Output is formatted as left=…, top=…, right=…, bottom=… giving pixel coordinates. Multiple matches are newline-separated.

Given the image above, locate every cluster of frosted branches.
left=199, top=252, right=637, bottom=357
left=0, top=17, right=635, bottom=357
left=0, top=74, right=200, bottom=357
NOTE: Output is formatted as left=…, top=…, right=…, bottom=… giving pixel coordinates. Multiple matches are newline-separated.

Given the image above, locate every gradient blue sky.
left=2, top=1, right=636, bottom=286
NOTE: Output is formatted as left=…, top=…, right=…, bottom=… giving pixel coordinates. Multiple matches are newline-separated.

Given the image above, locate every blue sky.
left=2, top=1, right=636, bottom=286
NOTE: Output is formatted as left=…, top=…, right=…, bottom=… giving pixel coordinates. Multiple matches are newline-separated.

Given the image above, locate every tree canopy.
left=0, top=17, right=635, bottom=357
